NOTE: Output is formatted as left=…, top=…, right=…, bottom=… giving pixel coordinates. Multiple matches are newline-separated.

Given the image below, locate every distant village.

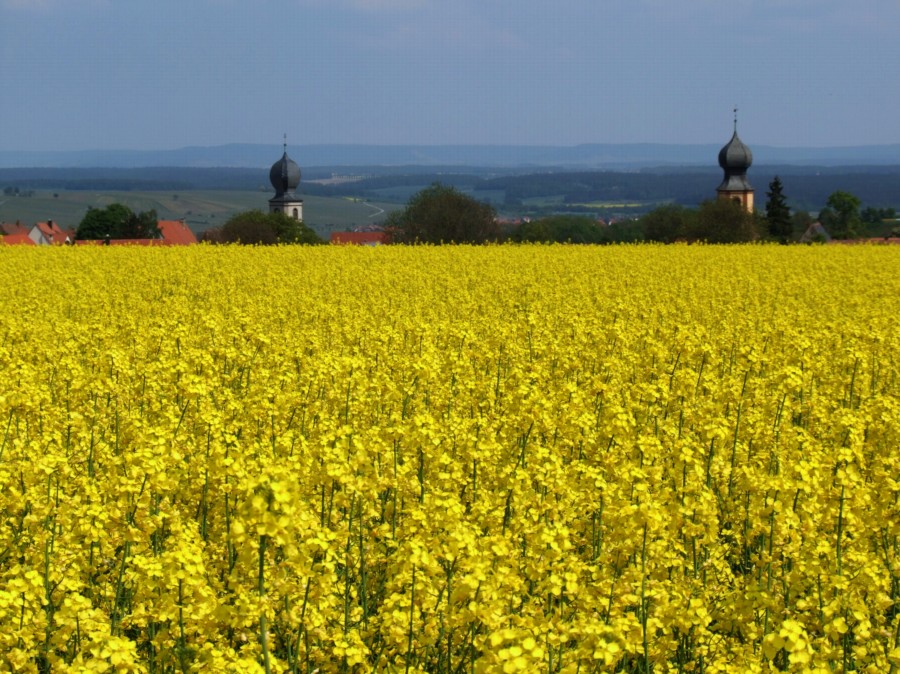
left=3, top=125, right=899, bottom=247
left=0, top=143, right=390, bottom=247
left=0, top=218, right=198, bottom=247
left=0, top=216, right=392, bottom=247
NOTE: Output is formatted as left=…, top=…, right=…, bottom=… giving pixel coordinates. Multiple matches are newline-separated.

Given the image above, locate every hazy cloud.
left=2, top=0, right=898, bottom=149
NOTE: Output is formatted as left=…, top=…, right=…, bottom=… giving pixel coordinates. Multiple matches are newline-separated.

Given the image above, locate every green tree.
left=386, top=183, right=498, bottom=244
left=690, top=199, right=760, bottom=243
left=75, top=203, right=161, bottom=240
left=640, top=205, right=692, bottom=243
left=220, top=210, right=321, bottom=245
left=765, top=176, right=792, bottom=243
left=512, top=215, right=605, bottom=243
left=121, top=209, right=161, bottom=239
left=861, top=206, right=896, bottom=224
left=604, top=218, right=644, bottom=244
left=269, top=211, right=322, bottom=244
left=820, top=190, right=862, bottom=239
left=76, top=203, right=135, bottom=240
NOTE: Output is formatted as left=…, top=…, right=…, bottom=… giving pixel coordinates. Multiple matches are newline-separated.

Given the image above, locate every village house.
left=157, top=219, right=198, bottom=245
left=0, top=222, right=37, bottom=246
left=2, top=219, right=197, bottom=246
left=74, top=220, right=198, bottom=246
left=330, top=229, right=387, bottom=245
left=1, top=220, right=75, bottom=245
left=31, top=220, right=76, bottom=245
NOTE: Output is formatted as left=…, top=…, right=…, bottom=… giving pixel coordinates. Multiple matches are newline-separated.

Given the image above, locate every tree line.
left=383, top=181, right=898, bottom=245
left=472, top=170, right=900, bottom=213
left=199, top=211, right=321, bottom=245
left=74, top=204, right=322, bottom=244
left=76, top=204, right=162, bottom=240
left=3, top=186, right=36, bottom=197
left=71, top=182, right=897, bottom=246
left=7, top=166, right=899, bottom=210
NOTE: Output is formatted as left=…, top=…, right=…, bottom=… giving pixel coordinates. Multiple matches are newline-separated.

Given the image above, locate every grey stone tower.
left=716, top=109, right=754, bottom=213
left=269, top=138, right=303, bottom=221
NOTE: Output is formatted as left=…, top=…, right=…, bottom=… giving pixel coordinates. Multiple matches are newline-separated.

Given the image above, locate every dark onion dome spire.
left=718, top=131, right=753, bottom=171
left=269, top=139, right=301, bottom=198
left=717, top=109, right=753, bottom=192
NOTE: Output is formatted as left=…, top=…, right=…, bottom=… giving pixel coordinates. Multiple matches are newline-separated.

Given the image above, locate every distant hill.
left=3, top=143, right=900, bottom=169
left=3, top=164, right=900, bottom=214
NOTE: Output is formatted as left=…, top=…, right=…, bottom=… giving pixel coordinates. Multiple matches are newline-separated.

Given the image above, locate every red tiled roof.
left=34, top=221, right=75, bottom=245
left=330, top=231, right=387, bottom=245
left=75, top=238, right=163, bottom=246
left=1, top=232, right=37, bottom=246
left=1, top=222, right=28, bottom=236
left=109, top=239, right=166, bottom=246
left=72, top=220, right=196, bottom=246
left=158, top=220, right=197, bottom=245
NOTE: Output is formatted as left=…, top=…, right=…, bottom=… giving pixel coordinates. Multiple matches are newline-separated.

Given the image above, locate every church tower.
left=716, top=109, right=754, bottom=213
left=269, top=137, right=304, bottom=221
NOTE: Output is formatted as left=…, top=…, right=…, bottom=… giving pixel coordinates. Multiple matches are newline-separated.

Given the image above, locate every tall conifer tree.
left=765, top=176, right=792, bottom=243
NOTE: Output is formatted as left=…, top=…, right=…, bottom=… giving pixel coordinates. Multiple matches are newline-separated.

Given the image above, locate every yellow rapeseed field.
left=0, top=244, right=898, bottom=673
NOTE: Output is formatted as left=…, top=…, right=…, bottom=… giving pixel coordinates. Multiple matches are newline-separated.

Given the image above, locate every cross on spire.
left=733, top=106, right=739, bottom=132
left=283, top=133, right=287, bottom=154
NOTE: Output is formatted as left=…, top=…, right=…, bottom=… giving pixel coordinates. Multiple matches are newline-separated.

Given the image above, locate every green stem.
left=110, top=541, right=131, bottom=636
left=641, top=523, right=650, bottom=674
left=837, top=485, right=845, bottom=577
left=405, top=565, right=416, bottom=674
left=259, top=535, right=272, bottom=674
left=177, top=578, right=187, bottom=673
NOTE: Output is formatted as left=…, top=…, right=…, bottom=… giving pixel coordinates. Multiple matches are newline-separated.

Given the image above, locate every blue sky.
left=2, top=0, right=899, bottom=151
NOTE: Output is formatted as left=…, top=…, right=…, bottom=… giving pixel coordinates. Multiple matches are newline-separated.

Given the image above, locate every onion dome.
left=269, top=151, right=301, bottom=197
left=717, top=115, right=753, bottom=193
left=718, top=131, right=753, bottom=171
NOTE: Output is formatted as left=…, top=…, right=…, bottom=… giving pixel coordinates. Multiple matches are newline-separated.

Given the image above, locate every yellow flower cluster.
left=0, top=244, right=898, bottom=673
